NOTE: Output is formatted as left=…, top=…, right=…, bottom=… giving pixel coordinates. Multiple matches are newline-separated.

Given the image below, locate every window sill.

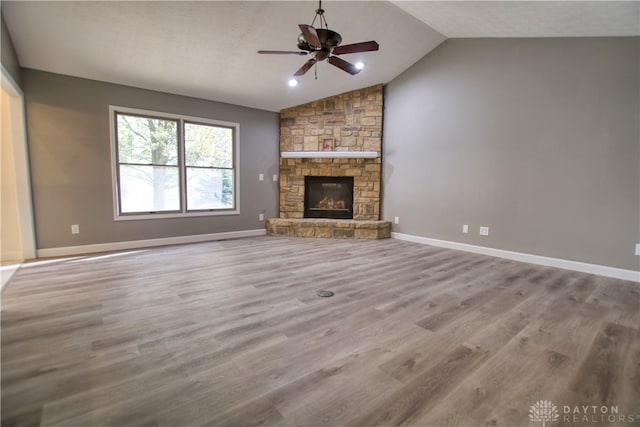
left=114, top=210, right=240, bottom=221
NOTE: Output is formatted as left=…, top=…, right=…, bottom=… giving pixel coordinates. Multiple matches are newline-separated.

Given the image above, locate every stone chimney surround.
left=266, top=84, right=391, bottom=239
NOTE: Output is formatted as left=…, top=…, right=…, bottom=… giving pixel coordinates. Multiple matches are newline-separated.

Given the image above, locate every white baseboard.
left=37, top=229, right=267, bottom=258
left=391, top=232, right=640, bottom=283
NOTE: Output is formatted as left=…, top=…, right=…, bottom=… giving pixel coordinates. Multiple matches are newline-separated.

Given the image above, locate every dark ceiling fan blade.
left=294, top=58, right=318, bottom=76
left=299, top=24, right=321, bottom=49
left=258, top=50, right=308, bottom=55
left=332, top=41, right=379, bottom=55
left=327, top=56, right=360, bottom=75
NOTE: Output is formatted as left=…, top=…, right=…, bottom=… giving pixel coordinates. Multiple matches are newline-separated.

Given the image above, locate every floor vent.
left=316, top=290, right=335, bottom=297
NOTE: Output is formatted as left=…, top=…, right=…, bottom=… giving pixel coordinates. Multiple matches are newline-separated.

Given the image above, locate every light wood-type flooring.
left=2, top=237, right=639, bottom=426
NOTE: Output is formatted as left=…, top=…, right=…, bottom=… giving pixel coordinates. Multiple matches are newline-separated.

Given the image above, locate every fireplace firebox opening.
left=304, top=176, right=354, bottom=219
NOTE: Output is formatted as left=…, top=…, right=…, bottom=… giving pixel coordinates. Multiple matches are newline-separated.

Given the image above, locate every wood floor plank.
left=479, top=347, right=575, bottom=427
left=1, top=236, right=638, bottom=426
left=198, top=396, right=284, bottom=427
left=347, top=344, right=490, bottom=426
left=562, top=322, right=638, bottom=406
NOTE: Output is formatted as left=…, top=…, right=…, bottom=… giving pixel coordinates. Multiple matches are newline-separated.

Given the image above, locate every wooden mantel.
left=281, top=151, right=378, bottom=159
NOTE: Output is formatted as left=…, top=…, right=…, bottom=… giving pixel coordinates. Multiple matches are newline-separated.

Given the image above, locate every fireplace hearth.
left=304, top=176, right=354, bottom=219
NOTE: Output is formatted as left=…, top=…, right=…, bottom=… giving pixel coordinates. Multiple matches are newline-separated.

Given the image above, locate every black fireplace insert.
left=304, top=176, right=354, bottom=219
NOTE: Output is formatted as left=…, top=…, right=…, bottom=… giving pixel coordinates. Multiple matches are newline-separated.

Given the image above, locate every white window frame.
left=109, top=105, right=240, bottom=221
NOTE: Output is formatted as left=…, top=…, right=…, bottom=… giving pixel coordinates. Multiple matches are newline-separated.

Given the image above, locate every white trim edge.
left=2, top=66, right=37, bottom=260
left=391, top=232, right=640, bottom=283
left=37, top=229, right=266, bottom=258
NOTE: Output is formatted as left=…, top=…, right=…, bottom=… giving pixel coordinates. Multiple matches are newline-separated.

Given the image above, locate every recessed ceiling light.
left=355, top=62, right=365, bottom=70
left=288, top=78, right=298, bottom=87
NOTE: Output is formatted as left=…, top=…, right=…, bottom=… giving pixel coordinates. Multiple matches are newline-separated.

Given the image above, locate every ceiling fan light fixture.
left=288, top=78, right=299, bottom=87
left=355, top=61, right=365, bottom=70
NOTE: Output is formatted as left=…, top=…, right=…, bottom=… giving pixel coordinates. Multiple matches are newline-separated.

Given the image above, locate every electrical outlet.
left=394, top=216, right=400, bottom=225
left=258, top=173, right=264, bottom=181
left=479, top=226, right=489, bottom=236
left=635, top=244, right=640, bottom=256
left=71, top=224, right=80, bottom=234
left=259, top=213, right=265, bottom=221
left=273, top=174, right=278, bottom=182
left=462, top=224, right=469, bottom=234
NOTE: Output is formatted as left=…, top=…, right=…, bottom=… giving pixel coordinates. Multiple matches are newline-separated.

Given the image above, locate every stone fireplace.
left=266, top=85, right=391, bottom=239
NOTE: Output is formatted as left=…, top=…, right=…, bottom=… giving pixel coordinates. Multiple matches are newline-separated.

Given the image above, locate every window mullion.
left=179, top=119, right=187, bottom=213
left=115, top=113, right=125, bottom=216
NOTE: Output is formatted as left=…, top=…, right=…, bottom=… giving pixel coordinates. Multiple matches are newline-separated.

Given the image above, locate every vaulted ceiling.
left=2, top=1, right=638, bottom=112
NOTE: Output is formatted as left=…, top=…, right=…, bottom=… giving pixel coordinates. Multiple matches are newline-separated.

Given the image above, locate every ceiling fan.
left=258, top=0, right=379, bottom=77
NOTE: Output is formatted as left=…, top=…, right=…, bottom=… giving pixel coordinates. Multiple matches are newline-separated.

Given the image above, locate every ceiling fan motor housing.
left=297, top=28, right=342, bottom=51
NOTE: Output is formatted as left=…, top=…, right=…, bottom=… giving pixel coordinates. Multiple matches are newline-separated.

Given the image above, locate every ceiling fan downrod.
left=311, top=0, right=328, bottom=30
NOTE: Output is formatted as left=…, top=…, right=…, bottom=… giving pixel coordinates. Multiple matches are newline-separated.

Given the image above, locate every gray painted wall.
left=383, top=38, right=639, bottom=271
left=23, top=69, right=279, bottom=249
left=1, top=12, right=21, bottom=87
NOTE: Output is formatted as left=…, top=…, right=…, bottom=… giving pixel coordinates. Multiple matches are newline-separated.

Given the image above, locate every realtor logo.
left=529, top=400, right=560, bottom=427
left=528, top=400, right=637, bottom=425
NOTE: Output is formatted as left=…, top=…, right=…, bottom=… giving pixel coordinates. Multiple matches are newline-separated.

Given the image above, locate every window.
left=110, top=106, right=239, bottom=219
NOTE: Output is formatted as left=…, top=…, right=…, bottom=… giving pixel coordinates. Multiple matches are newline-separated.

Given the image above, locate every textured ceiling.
left=392, top=1, right=640, bottom=38
left=1, top=1, right=444, bottom=112
left=2, top=1, right=637, bottom=112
